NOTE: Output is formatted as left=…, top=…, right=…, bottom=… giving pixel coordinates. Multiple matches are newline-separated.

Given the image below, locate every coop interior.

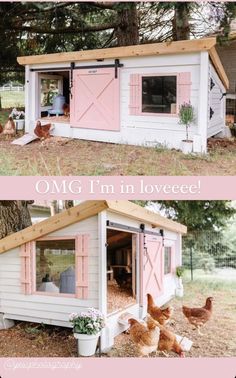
left=39, top=71, right=70, bottom=122
left=106, top=229, right=137, bottom=314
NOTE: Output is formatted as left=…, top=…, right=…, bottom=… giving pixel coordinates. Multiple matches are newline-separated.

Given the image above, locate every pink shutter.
left=76, top=234, right=89, bottom=299
left=20, top=243, right=32, bottom=295
left=129, top=74, right=141, bottom=115
left=178, top=72, right=191, bottom=108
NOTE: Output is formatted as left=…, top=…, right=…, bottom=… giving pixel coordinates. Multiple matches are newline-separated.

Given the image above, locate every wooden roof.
left=17, top=38, right=228, bottom=88
left=0, top=201, right=187, bottom=254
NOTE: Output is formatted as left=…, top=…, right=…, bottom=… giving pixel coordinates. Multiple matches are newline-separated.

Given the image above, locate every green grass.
left=0, top=109, right=10, bottom=125
left=0, top=91, right=25, bottom=108
left=182, top=268, right=236, bottom=294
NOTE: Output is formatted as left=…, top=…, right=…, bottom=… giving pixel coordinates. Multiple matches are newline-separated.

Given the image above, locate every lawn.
left=0, top=272, right=235, bottom=357
left=1, top=109, right=236, bottom=175
left=1, top=134, right=236, bottom=175
left=0, top=91, right=25, bottom=108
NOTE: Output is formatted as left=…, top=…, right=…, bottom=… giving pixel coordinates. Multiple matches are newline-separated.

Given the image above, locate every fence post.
left=0, top=95, right=2, bottom=110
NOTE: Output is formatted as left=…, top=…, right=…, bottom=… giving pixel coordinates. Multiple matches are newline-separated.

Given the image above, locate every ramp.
left=11, top=133, right=39, bottom=146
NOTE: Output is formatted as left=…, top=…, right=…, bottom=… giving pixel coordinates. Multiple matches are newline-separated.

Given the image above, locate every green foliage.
left=0, top=2, right=234, bottom=81
left=156, top=201, right=236, bottom=232
left=179, top=103, right=194, bottom=141
left=176, top=266, right=185, bottom=277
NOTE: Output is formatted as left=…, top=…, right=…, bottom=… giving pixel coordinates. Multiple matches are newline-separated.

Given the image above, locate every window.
left=142, top=76, right=177, bottom=114
left=36, top=239, right=76, bottom=294
left=164, top=246, right=172, bottom=275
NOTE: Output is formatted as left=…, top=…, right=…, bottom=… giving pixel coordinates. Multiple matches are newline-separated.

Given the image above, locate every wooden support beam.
left=106, top=201, right=187, bottom=234
left=0, top=201, right=108, bottom=254
left=17, top=38, right=217, bottom=66
left=107, top=231, right=131, bottom=245
left=209, top=47, right=229, bottom=89
left=0, top=200, right=186, bottom=255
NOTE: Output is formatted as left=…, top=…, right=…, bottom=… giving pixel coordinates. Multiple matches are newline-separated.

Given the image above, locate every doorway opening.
left=106, top=228, right=137, bottom=314
left=38, top=71, right=70, bottom=122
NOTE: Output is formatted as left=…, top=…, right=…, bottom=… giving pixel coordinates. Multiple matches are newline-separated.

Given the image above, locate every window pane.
left=40, top=79, right=60, bottom=107
left=36, top=239, right=76, bottom=294
left=142, top=76, right=177, bottom=114
left=164, top=246, right=172, bottom=274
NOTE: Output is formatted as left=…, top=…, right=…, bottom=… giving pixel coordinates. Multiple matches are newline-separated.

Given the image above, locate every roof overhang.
left=0, top=201, right=187, bottom=254
left=17, top=38, right=217, bottom=66
left=17, top=37, right=229, bottom=90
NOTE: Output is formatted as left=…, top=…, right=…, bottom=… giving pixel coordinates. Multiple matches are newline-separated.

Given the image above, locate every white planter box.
left=14, top=119, right=25, bottom=131
left=74, top=332, right=100, bottom=356
left=175, top=277, right=184, bottom=298
left=180, top=140, right=193, bottom=154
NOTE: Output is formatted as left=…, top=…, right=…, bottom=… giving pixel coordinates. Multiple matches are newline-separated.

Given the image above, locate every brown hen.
left=147, top=293, right=173, bottom=325
left=146, top=316, right=185, bottom=357
left=0, top=124, right=3, bottom=134
left=128, top=316, right=160, bottom=357
left=3, top=116, right=16, bottom=137
left=34, top=121, right=52, bottom=139
left=62, top=103, right=70, bottom=117
left=182, top=297, right=213, bottom=335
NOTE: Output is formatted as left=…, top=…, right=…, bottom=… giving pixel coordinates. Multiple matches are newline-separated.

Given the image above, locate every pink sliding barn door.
left=140, top=233, right=164, bottom=305
left=71, top=68, right=120, bottom=131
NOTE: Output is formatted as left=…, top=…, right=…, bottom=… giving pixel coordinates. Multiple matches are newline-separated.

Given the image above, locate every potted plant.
left=175, top=266, right=185, bottom=298
left=179, top=102, right=194, bottom=154
left=69, top=308, right=105, bottom=356
left=10, top=108, right=25, bottom=131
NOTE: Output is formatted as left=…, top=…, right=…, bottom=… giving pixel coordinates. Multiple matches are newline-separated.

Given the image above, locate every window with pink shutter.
left=23, top=235, right=90, bottom=298
left=129, top=72, right=191, bottom=116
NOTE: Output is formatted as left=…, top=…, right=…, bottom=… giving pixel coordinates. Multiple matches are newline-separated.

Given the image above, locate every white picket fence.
left=0, top=85, right=25, bottom=92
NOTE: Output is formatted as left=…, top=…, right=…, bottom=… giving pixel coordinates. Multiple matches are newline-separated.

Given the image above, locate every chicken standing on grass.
left=128, top=316, right=160, bottom=357
left=3, top=116, right=16, bottom=137
left=147, top=293, right=174, bottom=325
left=182, top=297, right=214, bottom=335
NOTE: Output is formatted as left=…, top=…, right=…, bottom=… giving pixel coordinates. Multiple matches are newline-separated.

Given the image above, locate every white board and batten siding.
left=207, top=63, right=226, bottom=138
left=0, top=216, right=100, bottom=327
left=26, top=53, right=201, bottom=150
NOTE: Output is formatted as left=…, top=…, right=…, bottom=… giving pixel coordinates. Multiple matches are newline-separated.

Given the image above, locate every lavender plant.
left=179, top=103, right=194, bottom=141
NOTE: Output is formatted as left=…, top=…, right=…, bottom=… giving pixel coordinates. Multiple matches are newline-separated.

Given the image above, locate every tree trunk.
left=115, top=3, right=139, bottom=46
left=0, top=201, right=33, bottom=239
left=63, top=200, right=74, bottom=209
left=172, top=3, right=191, bottom=41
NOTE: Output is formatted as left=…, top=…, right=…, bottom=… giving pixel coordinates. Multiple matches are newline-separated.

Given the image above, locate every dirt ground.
left=1, top=134, right=236, bottom=175
left=0, top=280, right=235, bottom=358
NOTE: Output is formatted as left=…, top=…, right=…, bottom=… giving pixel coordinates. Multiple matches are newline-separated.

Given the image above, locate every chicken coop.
left=17, top=37, right=228, bottom=153
left=0, top=201, right=186, bottom=350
